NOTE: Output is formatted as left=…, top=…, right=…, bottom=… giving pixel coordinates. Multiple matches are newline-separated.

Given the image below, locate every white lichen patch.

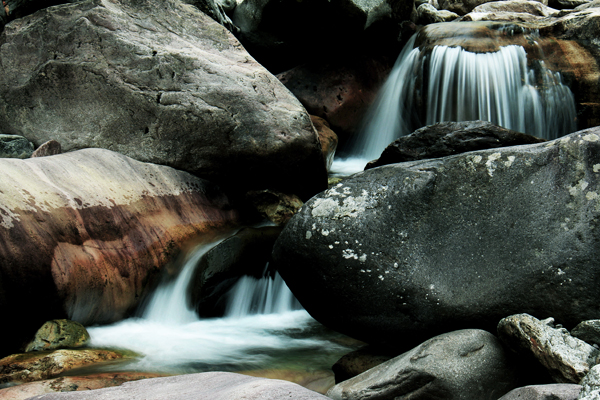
left=485, top=153, right=502, bottom=177
left=473, top=155, right=483, bottom=163
left=569, top=179, right=591, bottom=196
left=328, top=245, right=334, bottom=249
left=342, top=249, right=358, bottom=259
left=583, top=133, right=600, bottom=142
left=594, top=164, right=600, bottom=173
left=305, top=231, right=312, bottom=239
left=359, top=254, right=367, bottom=262
left=588, top=191, right=599, bottom=200
left=504, top=155, right=516, bottom=167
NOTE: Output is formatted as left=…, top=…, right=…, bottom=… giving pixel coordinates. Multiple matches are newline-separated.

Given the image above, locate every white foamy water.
left=87, top=240, right=350, bottom=374
left=336, top=28, right=577, bottom=176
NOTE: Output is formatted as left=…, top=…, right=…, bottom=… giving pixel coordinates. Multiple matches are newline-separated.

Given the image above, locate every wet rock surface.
left=0, top=349, right=123, bottom=384
left=25, top=320, right=90, bottom=353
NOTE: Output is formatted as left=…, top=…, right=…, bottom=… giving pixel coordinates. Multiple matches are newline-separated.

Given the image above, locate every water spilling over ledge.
left=86, top=239, right=352, bottom=377
left=332, top=22, right=578, bottom=175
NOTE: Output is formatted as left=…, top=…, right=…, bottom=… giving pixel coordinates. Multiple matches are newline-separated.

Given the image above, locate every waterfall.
left=87, top=238, right=346, bottom=374
left=332, top=24, right=577, bottom=175
left=225, top=266, right=302, bottom=318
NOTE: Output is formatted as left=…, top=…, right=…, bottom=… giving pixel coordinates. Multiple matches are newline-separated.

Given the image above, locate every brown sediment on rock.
left=0, top=148, right=238, bottom=357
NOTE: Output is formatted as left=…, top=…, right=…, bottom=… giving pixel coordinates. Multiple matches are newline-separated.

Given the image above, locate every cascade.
left=333, top=22, right=578, bottom=175
left=87, top=237, right=346, bottom=374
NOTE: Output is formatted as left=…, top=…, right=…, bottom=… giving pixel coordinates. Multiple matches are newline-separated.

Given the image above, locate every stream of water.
left=86, top=240, right=354, bottom=378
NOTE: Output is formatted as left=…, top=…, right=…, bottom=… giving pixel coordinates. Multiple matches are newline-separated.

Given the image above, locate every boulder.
left=365, top=121, right=546, bottom=170
left=273, top=128, right=600, bottom=347
left=416, top=3, right=460, bottom=23
left=0, top=0, right=327, bottom=199
left=497, top=384, right=581, bottom=400
left=459, top=11, right=549, bottom=21
left=437, top=0, right=548, bottom=15
left=572, top=320, right=600, bottom=346
left=470, top=0, right=561, bottom=16
left=579, top=365, right=600, bottom=399
left=25, top=320, right=90, bottom=352
left=0, top=372, right=167, bottom=400
left=498, top=314, right=600, bottom=383
left=189, top=226, right=282, bottom=317
left=0, top=134, right=33, bottom=158
left=0, top=148, right=237, bottom=358
left=0, top=349, right=123, bottom=384
left=327, top=329, right=518, bottom=400
left=31, top=140, right=61, bottom=158
left=25, top=371, right=331, bottom=399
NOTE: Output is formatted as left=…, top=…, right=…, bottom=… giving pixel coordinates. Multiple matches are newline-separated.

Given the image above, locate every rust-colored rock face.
left=0, top=148, right=238, bottom=357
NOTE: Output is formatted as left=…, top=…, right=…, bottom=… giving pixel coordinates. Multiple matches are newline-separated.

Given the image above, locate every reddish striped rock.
left=0, top=148, right=238, bottom=357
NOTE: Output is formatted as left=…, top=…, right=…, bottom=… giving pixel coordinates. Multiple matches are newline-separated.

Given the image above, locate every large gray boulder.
left=26, top=372, right=331, bottom=399
left=328, top=329, right=518, bottom=400
left=273, top=127, right=600, bottom=347
left=0, top=0, right=327, bottom=199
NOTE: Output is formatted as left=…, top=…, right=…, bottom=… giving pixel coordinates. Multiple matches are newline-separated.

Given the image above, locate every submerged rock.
left=327, top=329, right=518, bottom=400
left=0, top=148, right=237, bottom=357
left=273, top=128, right=600, bottom=347
left=0, top=349, right=123, bottom=384
left=365, top=121, right=545, bottom=169
left=498, top=314, right=600, bottom=383
left=0, top=0, right=326, bottom=199
left=25, top=320, right=90, bottom=352
left=25, top=371, right=331, bottom=399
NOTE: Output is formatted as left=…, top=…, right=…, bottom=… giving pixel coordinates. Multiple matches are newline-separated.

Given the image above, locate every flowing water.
left=331, top=24, right=578, bottom=175
left=87, top=240, right=355, bottom=377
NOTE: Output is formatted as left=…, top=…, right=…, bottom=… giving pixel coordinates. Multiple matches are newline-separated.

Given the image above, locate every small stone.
left=0, top=134, right=34, bottom=158
left=25, top=320, right=90, bottom=352
left=31, top=140, right=62, bottom=158
left=498, top=314, right=600, bottom=383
